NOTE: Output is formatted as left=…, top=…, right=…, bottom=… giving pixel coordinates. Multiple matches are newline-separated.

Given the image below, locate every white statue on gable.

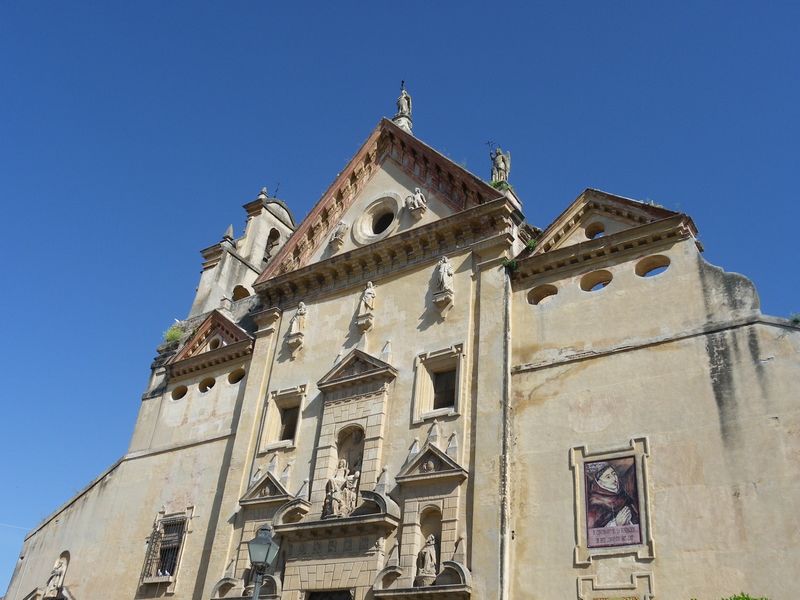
left=43, top=557, right=67, bottom=598
left=360, top=281, right=376, bottom=314
left=329, top=221, right=349, bottom=249
left=490, top=147, right=511, bottom=183
left=397, top=88, right=412, bottom=117
left=288, top=302, right=307, bottom=335
left=436, top=256, right=454, bottom=293
left=405, top=188, right=427, bottom=219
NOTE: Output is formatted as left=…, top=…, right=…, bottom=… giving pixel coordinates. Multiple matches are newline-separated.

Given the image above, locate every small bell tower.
left=188, top=187, right=295, bottom=317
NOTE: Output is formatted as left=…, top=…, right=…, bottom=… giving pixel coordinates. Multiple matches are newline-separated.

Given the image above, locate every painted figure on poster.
left=584, top=458, right=640, bottom=547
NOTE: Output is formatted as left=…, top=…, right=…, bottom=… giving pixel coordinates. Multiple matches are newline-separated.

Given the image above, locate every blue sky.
left=1, top=1, right=798, bottom=590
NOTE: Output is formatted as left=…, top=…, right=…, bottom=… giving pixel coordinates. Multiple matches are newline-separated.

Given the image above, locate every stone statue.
left=288, top=302, right=307, bottom=335
left=417, top=534, right=438, bottom=582
left=43, top=557, right=66, bottom=598
left=490, top=147, right=511, bottom=183
left=360, top=281, right=376, bottom=314
left=435, top=256, right=454, bottom=293
left=406, top=188, right=427, bottom=210
left=329, top=221, right=349, bottom=247
left=322, top=459, right=361, bottom=518
left=397, top=88, right=412, bottom=117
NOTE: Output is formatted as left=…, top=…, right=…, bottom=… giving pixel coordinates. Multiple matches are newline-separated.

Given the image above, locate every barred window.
left=141, top=515, right=186, bottom=583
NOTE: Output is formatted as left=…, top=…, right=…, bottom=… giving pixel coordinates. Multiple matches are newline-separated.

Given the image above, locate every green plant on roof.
left=526, top=238, right=538, bottom=251
left=163, top=323, right=186, bottom=343
left=789, top=312, right=800, bottom=325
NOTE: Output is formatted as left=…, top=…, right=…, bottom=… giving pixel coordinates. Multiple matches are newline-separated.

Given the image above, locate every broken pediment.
left=240, top=471, right=292, bottom=507
left=168, top=310, right=253, bottom=378
left=395, top=443, right=467, bottom=486
left=533, top=188, right=682, bottom=255
left=253, top=119, right=504, bottom=286
left=317, top=349, right=397, bottom=394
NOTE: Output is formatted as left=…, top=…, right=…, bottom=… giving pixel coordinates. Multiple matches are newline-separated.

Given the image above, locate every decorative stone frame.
left=140, top=505, right=194, bottom=593
left=352, top=193, right=403, bottom=246
left=260, top=384, right=307, bottom=452
left=569, top=437, right=654, bottom=565
left=577, top=572, right=654, bottom=600
left=412, top=344, right=465, bottom=423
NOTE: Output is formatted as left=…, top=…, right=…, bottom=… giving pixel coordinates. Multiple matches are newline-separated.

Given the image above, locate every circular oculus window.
left=352, top=194, right=402, bottom=245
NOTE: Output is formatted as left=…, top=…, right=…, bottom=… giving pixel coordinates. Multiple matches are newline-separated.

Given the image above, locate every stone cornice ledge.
left=514, top=215, right=696, bottom=283
left=254, top=198, right=521, bottom=308
left=373, top=585, right=471, bottom=599
left=273, top=513, right=400, bottom=540
left=167, top=338, right=253, bottom=379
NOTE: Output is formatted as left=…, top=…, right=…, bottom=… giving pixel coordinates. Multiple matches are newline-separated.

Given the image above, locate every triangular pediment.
left=317, top=349, right=397, bottom=392
left=240, top=471, right=292, bottom=507
left=395, top=443, right=467, bottom=485
left=532, top=188, right=681, bottom=256
left=254, top=119, right=503, bottom=286
left=168, top=310, right=253, bottom=377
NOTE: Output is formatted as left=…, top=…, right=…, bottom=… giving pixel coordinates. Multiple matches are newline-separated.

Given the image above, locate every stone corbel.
left=285, top=331, right=304, bottom=357
left=432, top=289, right=454, bottom=319
left=407, top=204, right=427, bottom=221
left=356, top=313, right=374, bottom=333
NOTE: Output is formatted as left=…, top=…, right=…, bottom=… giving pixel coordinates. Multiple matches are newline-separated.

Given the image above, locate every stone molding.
left=514, top=215, right=696, bottom=285
left=534, top=188, right=683, bottom=256
left=255, top=198, right=519, bottom=309
left=255, top=118, right=505, bottom=287
left=577, top=571, right=654, bottom=600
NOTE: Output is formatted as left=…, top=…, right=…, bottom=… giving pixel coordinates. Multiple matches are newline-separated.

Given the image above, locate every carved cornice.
left=513, top=215, right=697, bottom=284
left=255, top=198, right=519, bottom=309
left=255, top=118, right=507, bottom=286
left=534, top=188, right=681, bottom=256
left=168, top=339, right=252, bottom=379
left=273, top=513, right=400, bottom=540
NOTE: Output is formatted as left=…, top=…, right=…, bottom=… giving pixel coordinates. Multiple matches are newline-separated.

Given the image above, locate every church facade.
left=6, top=92, right=799, bottom=600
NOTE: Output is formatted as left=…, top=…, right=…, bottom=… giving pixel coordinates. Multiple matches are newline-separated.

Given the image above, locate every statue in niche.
left=406, top=188, right=427, bottom=210
left=397, top=86, right=412, bottom=117
left=416, top=534, right=438, bottom=585
left=490, top=147, right=511, bottom=183
left=288, top=302, right=307, bottom=335
left=435, top=256, right=454, bottom=293
left=43, top=557, right=67, bottom=598
left=360, top=281, right=376, bottom=314
left=322, top=459, right=361, bottom=518
left=329, top=221, right=349, bottom=249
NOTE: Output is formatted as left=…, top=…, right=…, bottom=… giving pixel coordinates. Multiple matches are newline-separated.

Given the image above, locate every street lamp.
left=247, top=526, right=280, bottom=599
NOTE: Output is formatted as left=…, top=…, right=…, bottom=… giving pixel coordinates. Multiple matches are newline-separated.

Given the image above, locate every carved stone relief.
left=405, top=187, right=427, bottom=220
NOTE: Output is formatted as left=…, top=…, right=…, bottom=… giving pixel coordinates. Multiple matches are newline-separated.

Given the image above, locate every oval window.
left=635, top=255, right=671, bottom=278
left=580, top=270, right=613, bottom=292
left=585, top=222, right=605, bottom=240
left=171, top=385, right=188, bottom=400
left=228, top=368, right=246, bottom=385
left=199, top=377, right=216, bottom=393
left=528, top=284, right=558, bottom=306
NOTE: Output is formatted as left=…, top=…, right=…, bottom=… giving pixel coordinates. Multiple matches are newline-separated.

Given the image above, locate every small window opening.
left=199, top=377, right=216, bottom=393
left=528, top=284, right=558, bottom=306
left=171, top=385, right=188, bottom=400
left=585, top=222, right=605, bottom=240
left=232, top=285, right=250, bottom=301
left=227, top=368, right=246, bottom=384
left=279, top=406, right=299, bottom=441
left=372, top=211, right=394, bottom=234
left=635, top=255, right=671, bottom=278
left=208, top=337, right=221, bottom=350
left=432, top=369, right=457, bottom=410
left=263, top=229, right=280, bottom=263
left=580, top=270, right=613, bottom=292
